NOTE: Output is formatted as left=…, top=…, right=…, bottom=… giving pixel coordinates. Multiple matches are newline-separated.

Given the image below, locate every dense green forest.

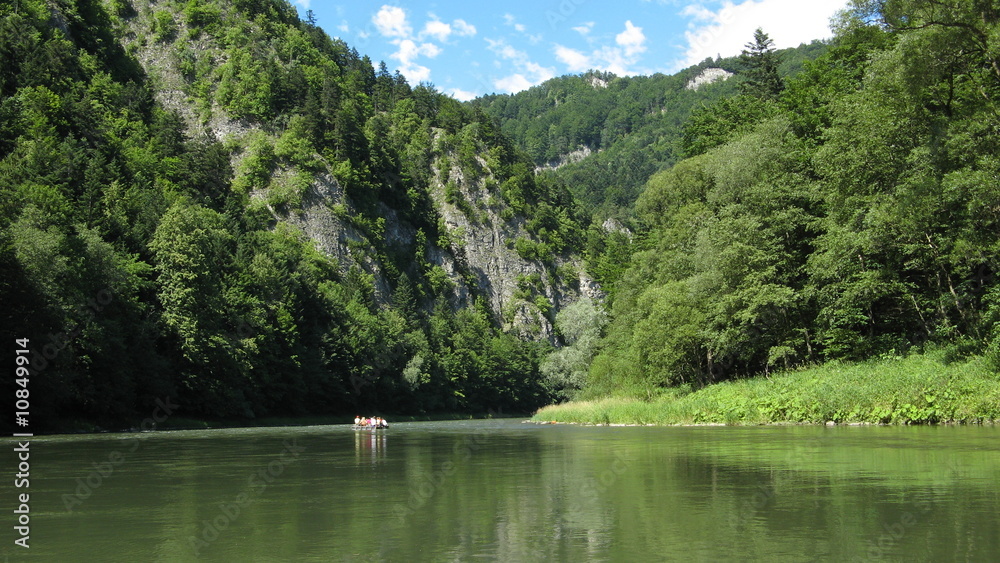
left=0, top=0, right=591, bottom=429
left=574, top=0, right=1000, bottom=401
left=472, top=42, right=827, bottom=220
left=4, top=0, right=997, bottom=430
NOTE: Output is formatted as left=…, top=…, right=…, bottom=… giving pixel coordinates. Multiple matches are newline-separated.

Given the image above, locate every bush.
left=184, top=0, right=222, bottom=34
left=535, top=352, right=1000, bottom=425
left=153, top=11, right=178, bottom=42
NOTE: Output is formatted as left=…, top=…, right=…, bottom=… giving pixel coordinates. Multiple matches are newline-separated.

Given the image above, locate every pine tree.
left=738, top=28, right=784, bottom=99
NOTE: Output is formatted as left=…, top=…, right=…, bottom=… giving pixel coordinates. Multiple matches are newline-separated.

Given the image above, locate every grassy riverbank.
left=533, top=352, right=1000, bottom=425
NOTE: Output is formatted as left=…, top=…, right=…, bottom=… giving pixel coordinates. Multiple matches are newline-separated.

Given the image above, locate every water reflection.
left=353, top=427, right=388, bottom=464
left=6, top=422, right=1000, bottom=562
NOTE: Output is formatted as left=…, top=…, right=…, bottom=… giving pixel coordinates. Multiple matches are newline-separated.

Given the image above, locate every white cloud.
left=448, top=88, right=478, bottom=101
left=453, top=19, right=477, bottom=37
left=337, top=21, right=350, bottom=33
left=594, top=45, right=634, bottom=75
left=502, top=13, right=542, bottom=44
left=553, top=21, right=649, bottom=75
left=392, top=44, right=433, bottom=82
left=676, top=0, right=850, bottom=69
left=616, top=20, right=647, bottom=57
left=487, top=38, right=555, bottom=93
left=555, top=45, right=591, bottom=72
left=423, top=20, right=452, bottom=42
left=398, top=64, right=432, bottom=83
left=372, top=8, right=476, bottom=85
left=525, top=61, right=555, bottom=82
left=373, top=5, right=411, bottom=38
left=572, top=22, right=595, bottom=36
left=495, top=74, right=534, bottom=93
left=294, top=0, right=310, bottom=9
left=419, top=15, right=476, bottom=41
left=372, top=7, right=440, bottom=84
left=392, top=39, right=442, bottom=82
left=487, top=38, right=526, bottom=61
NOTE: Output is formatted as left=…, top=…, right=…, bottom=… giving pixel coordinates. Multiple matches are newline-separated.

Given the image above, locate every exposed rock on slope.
left=119, top=0, right=597, bottom=341
left=685, top=67, right=734, bottom=90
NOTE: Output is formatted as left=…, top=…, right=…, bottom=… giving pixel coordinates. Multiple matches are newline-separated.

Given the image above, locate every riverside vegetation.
left=1, top=0, right=587, bottom=429
left=2, top=0, right=999, bottom=431
left=535, top=351, right=1000, bottom=425
left=537, top=1, right=1000, bottom=424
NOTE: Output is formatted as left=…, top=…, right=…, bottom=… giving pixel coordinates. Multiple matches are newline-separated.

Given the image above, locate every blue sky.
left=293, top=0, right=851, bottom=100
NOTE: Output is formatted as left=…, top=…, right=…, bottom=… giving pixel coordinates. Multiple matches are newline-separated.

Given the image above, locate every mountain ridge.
left=0, top=0, right=593, bottom=427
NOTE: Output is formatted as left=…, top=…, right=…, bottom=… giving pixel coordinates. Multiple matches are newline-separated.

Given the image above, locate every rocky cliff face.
left=685, top=67, right=734, bottom=90
left=121, top=0, right=599, bottom=341
left=265, top=132, right=602, bottom=341
left=425, top=138, right=602, bottom=340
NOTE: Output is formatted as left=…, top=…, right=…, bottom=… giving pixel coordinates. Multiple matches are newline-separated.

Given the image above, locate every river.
left=5, top=420, right=999, bottom=561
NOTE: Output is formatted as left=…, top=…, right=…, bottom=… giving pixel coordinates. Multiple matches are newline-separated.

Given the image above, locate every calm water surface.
left=5, top=420, right=999, bottom=561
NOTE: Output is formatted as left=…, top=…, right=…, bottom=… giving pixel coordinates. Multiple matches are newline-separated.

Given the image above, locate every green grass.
left=533, top=352, right=1000, bottom=426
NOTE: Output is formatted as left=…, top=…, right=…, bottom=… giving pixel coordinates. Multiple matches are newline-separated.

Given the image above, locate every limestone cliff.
left=120, top=0, right=599, bottom=341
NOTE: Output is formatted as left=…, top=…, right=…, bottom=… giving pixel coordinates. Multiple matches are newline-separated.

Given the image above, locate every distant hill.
left=472, top=41, right=829, bottom=220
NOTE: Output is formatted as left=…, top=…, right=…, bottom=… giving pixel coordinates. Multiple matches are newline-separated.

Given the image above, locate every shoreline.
left=5, top=412, right=530, bottom=437
left=524, top=419, right=999, bottom=427
left=529, top=352, right=1000, bottom=427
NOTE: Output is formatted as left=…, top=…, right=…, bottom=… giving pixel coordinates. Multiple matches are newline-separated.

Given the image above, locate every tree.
left=540, top=298, right=607, bottom=399
left=738, top=28, right=784, bottom=99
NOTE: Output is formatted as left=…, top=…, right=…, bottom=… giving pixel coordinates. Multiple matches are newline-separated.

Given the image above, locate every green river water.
left=4, top=420, right=999, bottom=561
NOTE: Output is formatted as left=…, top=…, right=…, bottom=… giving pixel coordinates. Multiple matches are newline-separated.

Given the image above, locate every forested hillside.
left=472, top=42, right=827, bottom=220
left=5, top=0, right=996, bottom=428
left=579, top=1, right=1000, bottom=399
left=0, top=0, right=593, bottom=429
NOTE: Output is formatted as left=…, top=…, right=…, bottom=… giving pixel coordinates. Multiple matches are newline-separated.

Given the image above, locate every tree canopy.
left=582, top=1, right=1000, bottom=398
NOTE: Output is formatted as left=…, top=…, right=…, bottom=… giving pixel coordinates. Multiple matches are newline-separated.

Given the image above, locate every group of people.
left=354, top=415, right=389, bottom=428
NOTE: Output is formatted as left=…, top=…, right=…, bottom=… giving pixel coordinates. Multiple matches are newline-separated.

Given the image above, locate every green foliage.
left=0, top=0, right=559, bottom=429
left=579, top=7, right=1000, bottom=402
left=680, top=95, right=780, bottom=158
left=216, top=48, right=275, bottom=120
left=475, top=43, right=823, bottom=218
left=274, top=114, right=317, bottom=169
left=183, top=0, right=222, bottom=37
left=152, top=11, right=178, bottom=43
left=537, top=352, right=1000, bottom=425
left=513, top=236, right=552, bottom=263
left=737, top=28, right=784, bottom=99
left=541, top=298, right=607, bottom=400
left=151, top=201, right=233, bottom=365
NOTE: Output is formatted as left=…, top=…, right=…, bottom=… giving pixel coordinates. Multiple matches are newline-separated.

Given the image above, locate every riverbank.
left=532, top=352, right=1000, bottom=425
left=37, top=412, right=527, bottom=435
